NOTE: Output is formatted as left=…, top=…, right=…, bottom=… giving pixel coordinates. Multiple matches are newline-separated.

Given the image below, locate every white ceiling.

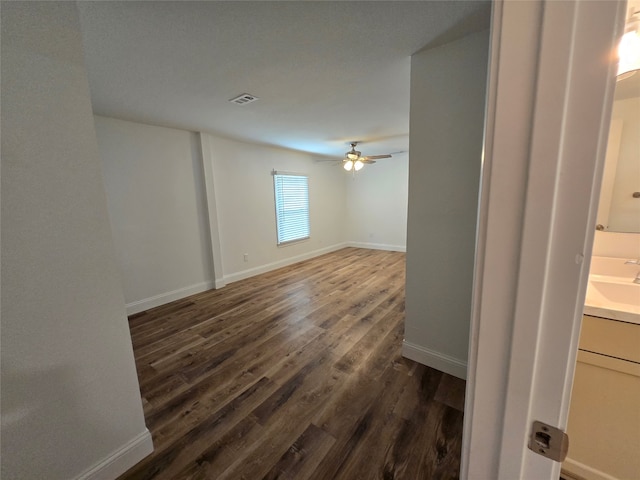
left=78, top=1, right=491, bottom=159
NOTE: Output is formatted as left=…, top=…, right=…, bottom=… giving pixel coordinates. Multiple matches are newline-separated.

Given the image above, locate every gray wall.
left=403, top=30, right=490, bottom=378
left=1, top=3, right=152, bottom=479
left=345, top=152, right=409, bottom=251
left=95, top=116, right=216, bottom=312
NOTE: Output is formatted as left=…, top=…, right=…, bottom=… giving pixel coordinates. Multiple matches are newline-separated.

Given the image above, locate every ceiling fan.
left=342, top=142, right=392, bottom=172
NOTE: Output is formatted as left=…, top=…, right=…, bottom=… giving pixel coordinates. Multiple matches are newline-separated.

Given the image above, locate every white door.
left=462, top=1, right=627, bottom=479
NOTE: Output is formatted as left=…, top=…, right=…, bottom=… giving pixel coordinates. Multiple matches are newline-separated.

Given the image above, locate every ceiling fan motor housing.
left=346, top=142, right=361, bottom=160
left=342, top=141, right=392, bottom=170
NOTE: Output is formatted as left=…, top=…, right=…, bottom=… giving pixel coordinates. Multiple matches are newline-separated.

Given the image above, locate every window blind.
left=273, top=173, right=310, bottom=245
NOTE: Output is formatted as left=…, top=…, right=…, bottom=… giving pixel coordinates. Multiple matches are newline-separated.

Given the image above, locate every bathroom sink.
left=586, top=279, right=640, bottom=315
left=584, top=256, right=640, bottom=324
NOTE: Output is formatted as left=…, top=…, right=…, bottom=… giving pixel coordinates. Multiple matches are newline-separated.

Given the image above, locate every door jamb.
left=461, top=1, right=625, bottom=478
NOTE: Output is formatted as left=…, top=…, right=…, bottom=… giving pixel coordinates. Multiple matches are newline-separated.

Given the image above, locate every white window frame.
left=273, top=171, right=310, bottom=246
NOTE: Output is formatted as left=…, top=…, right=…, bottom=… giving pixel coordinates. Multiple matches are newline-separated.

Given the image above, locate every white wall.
left=95, top=116, right=215, bottom=313
left=592, top=231, right=640, bottom=259
left=95, top=119, right=351, bottom=309
left=403, top=30, right=490, bottom=379
left=345, top=153, right=409, bottom=252
left=608, top=97, right=640, bottom=232
left=1, top=3, right=152, bottom=480
left=202, top=133, right=348, bottom=283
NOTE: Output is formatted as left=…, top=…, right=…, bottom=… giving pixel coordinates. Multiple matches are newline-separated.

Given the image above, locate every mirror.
left=596, top=72, right=640, bottom=233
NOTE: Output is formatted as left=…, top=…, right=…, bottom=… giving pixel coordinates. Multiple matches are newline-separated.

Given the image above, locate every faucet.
left=623, top=260, right=640, bottom=283
left=624, top=260, right=640, bottom=284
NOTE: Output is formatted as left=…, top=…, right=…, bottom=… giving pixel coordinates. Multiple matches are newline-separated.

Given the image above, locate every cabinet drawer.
left=580, top=315, right=640, bottom=363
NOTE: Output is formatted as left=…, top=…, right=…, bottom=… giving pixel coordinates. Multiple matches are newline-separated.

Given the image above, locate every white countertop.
left=584, top=304, right=640, bottom=325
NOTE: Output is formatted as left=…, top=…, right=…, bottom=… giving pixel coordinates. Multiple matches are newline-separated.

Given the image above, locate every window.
left=273, top=172, right=310, bottom=245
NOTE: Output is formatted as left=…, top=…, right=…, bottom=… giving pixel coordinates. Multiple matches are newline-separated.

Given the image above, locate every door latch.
left=528, top=421, right=569, bottom=462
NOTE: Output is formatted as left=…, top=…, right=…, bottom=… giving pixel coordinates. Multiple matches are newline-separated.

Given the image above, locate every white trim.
left=271, top=169, right=305, bottom=176
left=562, top=458, right=620, bottom=480
left=464, top=1, right=625, bottom=479
left=126, top=281, right=215, bottom=315
left=496, top=2, right=623, bottom=478
left=401, top=340, right=467, bottom=379
left=346, top=241, right=406, bottom=253
left=223, top=243, right=348, bottom=284
left=74, top=429, right=153, bottom=480
left=463, top=1, right=540, bottom=476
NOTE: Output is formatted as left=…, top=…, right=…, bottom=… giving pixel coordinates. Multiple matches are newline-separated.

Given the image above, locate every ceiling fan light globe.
left=343, top=160, right=354, bottom=171
left=354, top=160, right=364, bottom=171
left=618, top=21, right=640, bottom=77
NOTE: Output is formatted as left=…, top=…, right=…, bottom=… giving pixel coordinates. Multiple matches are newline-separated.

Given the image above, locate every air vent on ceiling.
left=229, top=93, right=259, bottom=105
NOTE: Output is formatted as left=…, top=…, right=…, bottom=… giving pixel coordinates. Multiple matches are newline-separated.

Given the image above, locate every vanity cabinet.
left=562, top=315, right=640, bottom=480
left=579, top=315, right=640, bottom=363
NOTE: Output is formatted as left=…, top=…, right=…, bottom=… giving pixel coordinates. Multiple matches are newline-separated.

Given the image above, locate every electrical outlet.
left=243, top=253, right=249, bottom=262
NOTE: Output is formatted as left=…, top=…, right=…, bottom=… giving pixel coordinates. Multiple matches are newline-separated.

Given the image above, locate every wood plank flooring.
left=119, top=247, right=465, bottom=480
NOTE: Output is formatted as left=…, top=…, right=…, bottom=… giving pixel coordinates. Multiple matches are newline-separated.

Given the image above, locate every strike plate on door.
left=528, top=421, right=569, bottom=462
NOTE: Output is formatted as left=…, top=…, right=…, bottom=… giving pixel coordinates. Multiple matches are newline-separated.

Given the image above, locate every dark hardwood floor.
left=120, top=247, right=465, bottom=480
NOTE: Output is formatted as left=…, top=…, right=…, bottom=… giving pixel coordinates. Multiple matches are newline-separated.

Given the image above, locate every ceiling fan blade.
left=361, top=159, right=377, bottom=164
left=363, top=154, right=392, bottom=160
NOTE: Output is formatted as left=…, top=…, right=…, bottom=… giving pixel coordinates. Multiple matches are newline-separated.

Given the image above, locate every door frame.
left=461, top=1, right=627, bottom=478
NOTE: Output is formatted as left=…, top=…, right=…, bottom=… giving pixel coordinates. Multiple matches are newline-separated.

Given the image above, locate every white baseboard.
left=126, top=281, right=215, bottom=315
left=562, top=457, right=620, bottom=480
left=223, top=243, right=349, bottom=284
left=402, top=340, right=467, bottom=379
left=75, top=429, right=153, bottom=480
left=125, top=242, right=401, bottom=313
left=347, top=241, right=406, bottom=252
